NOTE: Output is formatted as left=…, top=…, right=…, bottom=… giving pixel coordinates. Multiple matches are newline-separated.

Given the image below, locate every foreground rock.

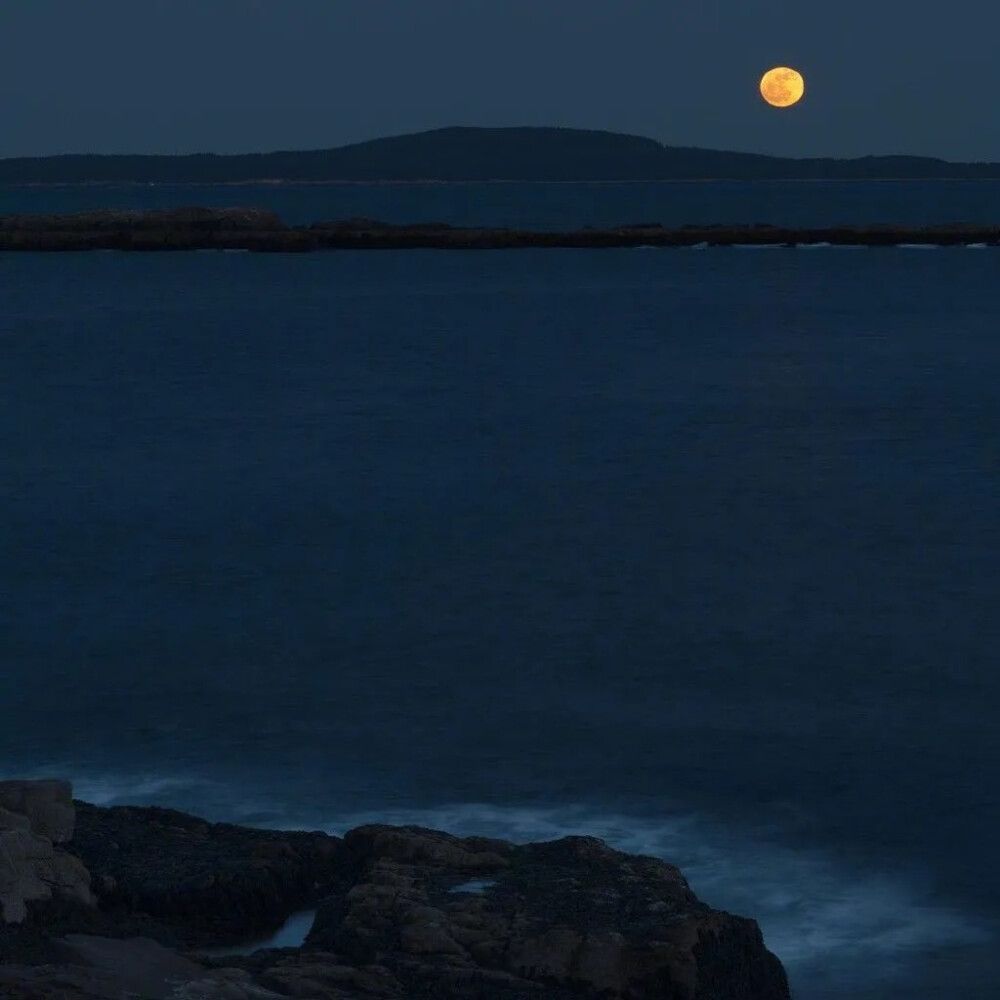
left=0, top=780, right=77, bottom=843
left=0, top=780, right=93, bottom=925
left=1, top=781, right=790, bottom=1000
left=0, top=935, right=286, bottom=999
left=68, top=800, right=345, bottom=947
left=277, top=824, right=790, bottom=999
left=0, top=207, right=998, bottom=250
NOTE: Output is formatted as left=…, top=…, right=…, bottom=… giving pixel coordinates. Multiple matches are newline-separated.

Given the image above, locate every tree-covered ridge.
left=0, top=126, right=996, bottom=183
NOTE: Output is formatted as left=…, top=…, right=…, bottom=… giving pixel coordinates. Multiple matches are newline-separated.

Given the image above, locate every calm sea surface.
left=2, top=183, right=999, bottom=998
left=3, top=178, right=1000, bottom=229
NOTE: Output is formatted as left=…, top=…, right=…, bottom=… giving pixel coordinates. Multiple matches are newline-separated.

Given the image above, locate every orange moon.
left=759, top=67, right=805, bottom=108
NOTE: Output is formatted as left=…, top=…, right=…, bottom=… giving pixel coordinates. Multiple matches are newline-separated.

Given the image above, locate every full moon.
left=759, top=67, right=805, bottom=108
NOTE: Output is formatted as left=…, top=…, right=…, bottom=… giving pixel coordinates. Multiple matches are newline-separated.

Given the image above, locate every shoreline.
left=5, top=176, right=1000, bottom=188
left=1, top=779, right=792, bottom=999
left=1, top=207, right=999, bottom=250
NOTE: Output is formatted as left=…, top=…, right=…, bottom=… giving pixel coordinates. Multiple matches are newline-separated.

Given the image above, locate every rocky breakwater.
left=0, top=207, right=296, bottom=251
left=307, top=218, right=1000, bottom=248
left=1, top=207, right=999, bottom=250
left=1, top=779, right=791, bottom=1000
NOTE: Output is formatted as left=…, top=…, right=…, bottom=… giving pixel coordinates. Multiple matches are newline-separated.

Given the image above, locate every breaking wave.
left=307, top=802, right=995, bottom=996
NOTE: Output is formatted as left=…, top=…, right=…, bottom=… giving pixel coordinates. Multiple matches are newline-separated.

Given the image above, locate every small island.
left=0, top=207, right=999, bottom=251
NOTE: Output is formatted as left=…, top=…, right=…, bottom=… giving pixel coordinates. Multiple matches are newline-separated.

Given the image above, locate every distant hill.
left=1, top=127, right=998, bottom=184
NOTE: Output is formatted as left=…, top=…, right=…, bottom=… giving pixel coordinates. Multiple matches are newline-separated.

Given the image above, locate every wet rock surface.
left=0, top=207, right=998, bottom=250
left=1, top=781, right=790, bottom=999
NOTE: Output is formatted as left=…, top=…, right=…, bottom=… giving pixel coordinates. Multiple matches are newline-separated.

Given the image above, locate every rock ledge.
left=1, top=780, right=790, bottom=1000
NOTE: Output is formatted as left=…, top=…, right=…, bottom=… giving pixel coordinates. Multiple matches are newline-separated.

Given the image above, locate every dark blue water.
left=2, top=178, right=1000, bottom=229
left=2, top=192, right=999, bottom=997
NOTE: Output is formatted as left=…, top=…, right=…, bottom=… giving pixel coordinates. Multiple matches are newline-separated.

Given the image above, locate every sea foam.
left=22, top=770, right=995, bottom=997
left=306, top=801, right=994, bottom=994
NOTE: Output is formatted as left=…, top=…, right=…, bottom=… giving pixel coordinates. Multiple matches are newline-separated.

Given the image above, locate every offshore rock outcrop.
left=0, top=781, right=791, bottom=1000
left=0, top=207, right=998, bottom=250
left=0, top=206, right=285, bottom=233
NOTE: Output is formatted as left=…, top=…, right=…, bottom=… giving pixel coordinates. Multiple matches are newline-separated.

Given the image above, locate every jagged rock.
left=1, top=787, right=790, bottom=1000
left=0, top=781, right=92, bottom=927
left=0, top=806, right=31, bottom=834
left=68, top=800, right=347, bottom=947
left=1, top=797, right=94, bottom=925
left=345, top=824, right=513, bottom=871
left=304, top=826, right=790, bottom=1000
left=0, top=779, right=75, bottom=843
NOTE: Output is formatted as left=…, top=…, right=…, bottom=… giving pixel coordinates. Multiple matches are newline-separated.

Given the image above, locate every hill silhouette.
left=1, top=127, right=998, bottom=184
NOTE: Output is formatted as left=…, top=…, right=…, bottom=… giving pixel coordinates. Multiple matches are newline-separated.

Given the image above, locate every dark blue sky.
left=2, top=0, right=995, bottom=160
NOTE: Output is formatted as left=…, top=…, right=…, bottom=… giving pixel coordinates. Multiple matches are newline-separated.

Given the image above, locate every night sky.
left=2, top=0, right=995, bottom=160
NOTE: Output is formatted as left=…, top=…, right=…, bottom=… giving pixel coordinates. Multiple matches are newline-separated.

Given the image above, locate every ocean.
left=2, top=182, right=999, bottom=998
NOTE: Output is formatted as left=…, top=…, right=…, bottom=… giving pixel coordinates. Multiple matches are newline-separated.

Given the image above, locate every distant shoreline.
left=4, top=176, right=1000, bottom=189
left=1, top=127, right=999, bottom=185
left=1, top=208, right=999, bottom=250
